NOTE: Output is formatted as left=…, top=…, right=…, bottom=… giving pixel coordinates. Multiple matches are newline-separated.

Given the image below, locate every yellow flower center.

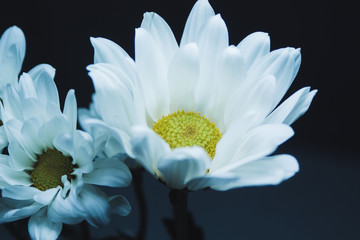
left=153, top=110, right=222, bottom=158
left=30, top=149, right=74, bottom=191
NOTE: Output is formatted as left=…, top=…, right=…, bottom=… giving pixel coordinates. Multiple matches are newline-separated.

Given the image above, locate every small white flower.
left=0, top=66, right=132, bottom=240
left=80, top=0, right=317, bottom=191
left=0, top=26, right=26, bottom=151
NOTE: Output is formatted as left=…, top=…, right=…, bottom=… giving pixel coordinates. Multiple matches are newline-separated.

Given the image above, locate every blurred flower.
left=0, top=65, right=131, bottom=240
left=0, top=26, right=26, bottom=152
left=80, top=0, right=317, bottom=191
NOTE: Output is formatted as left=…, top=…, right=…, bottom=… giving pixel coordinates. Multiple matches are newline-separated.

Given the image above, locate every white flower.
left=0, top=26, right=26, bottom=151
left=0, top=65, right=132, bottom=240
left=80, top=0, right=317, bottom=191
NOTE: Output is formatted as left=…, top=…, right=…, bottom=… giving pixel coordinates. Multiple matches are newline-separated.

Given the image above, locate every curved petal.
left=18, top=73, right=37, bottom=99
left=109, top=195, right=131, bottom=216
left=265, top=87, right=318, bottom=125
left=195, top=14, right=229, bottom=114
left=78, top=185, right=111, bottom=228
left=131, top=126, right=170, bottom=176
left=2, top=186, right=40, bottom=200
left=8, top=140, right=35, bottom=171
left=157, top=146, right=211, bottom=189
left=237, top=31, right=270, bottom=67
left=90, top=37, right=136, bottom=79
left=186, top=173, right=237, bottom=191
left=28, top=209, right=62, bottom=240
left=168, top=43, right=200, bottom=112
left=0, top=26, right=25, bottom=86
left=33, top=188, right=60, bottom=205
left=63, top=89, right=77, bottom=133
left=83, top=158, right=132, bottom=187
left=211, top=154, right=299, bottom=190
left=53, top=133, right=74, bottom=157
left=0, top=162, right=32, bottom=186
left=213, top=124, right=294, bottom=171
left=21, top=118, right=44, bottom=155
left=180, top=0, right=215, bottom=46
left=0, top=200, right=42, bottom=223
left=29, top=64, right=59, bottom=108
left=141, top=12, right=178, bottom=63
left=135, top=28, right=170, bottom=121
left=39, top=115, right=69, bottom=148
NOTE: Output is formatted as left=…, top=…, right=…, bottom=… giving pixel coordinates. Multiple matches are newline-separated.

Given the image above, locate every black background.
left=0, top=0, right=359, bottom=239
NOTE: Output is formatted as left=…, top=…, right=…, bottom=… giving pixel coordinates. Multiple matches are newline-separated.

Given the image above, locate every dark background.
left=0, top=0, right=359, bottom=239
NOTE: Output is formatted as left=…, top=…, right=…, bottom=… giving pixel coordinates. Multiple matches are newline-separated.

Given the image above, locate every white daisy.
left=0, top=65, right=132, bottom=240
left=0, top=26, right=26, bottom=151
left=80, top=0, right=317, bottom=191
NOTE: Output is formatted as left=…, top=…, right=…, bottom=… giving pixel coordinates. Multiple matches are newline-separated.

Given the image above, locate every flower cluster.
left=0, top=0, right=317, bottom=239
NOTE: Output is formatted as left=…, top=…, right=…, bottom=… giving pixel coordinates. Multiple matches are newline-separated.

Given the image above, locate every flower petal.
left=53, top=133, right=74, bottom=157
left=168, top=43, right=200, bottom=112
left=8, top=140, right=35, bottom=171
left=0, top=200, right=42, bottom=223
left=90, top=37, right=136, bottom=79
left=33, top=188, right=60, bottom=205
left=0, top=162, right=32, bottom=186
left=265, top=87, right=318, bottom=125
left=29, top=64, right=59, bottom=108
left=131, top=126, right=170, bottom=176
left=135, top=28, right=170, bottom=121
left=211, top=154, right=299, bottom=190
left=157, top=146, right=211, bottom=189
left=180, top=0, right=215, bottom=46
left=83, top=158, right=132, bottom=187
left=39, top=115, right=69, bottom=148
left=237, top=31, right=270, bottom=67
left=186, top=173, right=237, bottom=191
left=18, top=73, right=38, bottom=99
left=63, top=89, right=77, bottom=133
left=78, top=185, right=111, bottom=228
left=141, top=12, right=178, bottom=63
left=2, top=186, right=40, bottom=200
left=109, top=195, right=131, bottom=216
left=0, top=26, right=25, bottom=86
left=28, top=209, right=62, bottom=240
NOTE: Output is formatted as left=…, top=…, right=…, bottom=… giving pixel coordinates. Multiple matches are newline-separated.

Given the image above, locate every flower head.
left=0, top=65, right=131, bottom=239
left=80, top=0, right=317, bottom=191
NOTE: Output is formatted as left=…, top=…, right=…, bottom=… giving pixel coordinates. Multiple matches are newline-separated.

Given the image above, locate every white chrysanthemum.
left=80, top=0, right=317, bottom=191
left=0, top=65, right=132, bottom=240
left=0, top=26, right=26, bottom=151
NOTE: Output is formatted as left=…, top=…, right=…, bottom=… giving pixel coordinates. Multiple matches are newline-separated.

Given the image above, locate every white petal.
left=135, top=28, right=170, bottom=121
left=47, top=188, right=86, bottom=224
left=186, top=173, right=237, bottom=191
left=28, top=210, right=62, bottom=240
left=226, top=74, right=276, bottom=127
left=157, top=146, right=211, bottom=189
left=2, top=186, right=41, bottom=200
left=237, top=32, right=270, bottom=67
left=168, top=43, right=200, bottom=112
left=141, top=12, right=178, bottom=63
left=211, top=154, right=299, bottom=190
left=53, top=133, right=74, bottom=157
left=21, top=118, right=44, bottom=155
left=90, top=37, right=136, bottom=79
left=83, top=157, right=131, bottom=187
left=33, top=188, right=60, bottom=205
left=180, top=0, right=215, bottom=46
left=0, top=26, right=25, bottom=86
left=214, top=124, right=294, bottom=172
left=0, top=126, right=8, bottom=151
left=0, top=200, right=42, bottom=223
left=265, top=87, right=318, bottom=125
left=39, top=115, right=69, bottom=148
left=1, top=85, right=22, bottom=121
left=18, top=73, right=38, bottom=99
left=195, top=14, right=229, bottom=113
left=63, top=89, right=77, bottom=133
left=247, top=47, right=300, bottom=110
left=78, top=185, right=111, bottom=227
left=87, top=63, right=137, bottom=131
left=109, top=195, right=131, bottom=216
left=29, top=64, right=59, bottom=108
left=131, top=126, right=170, bottom=176
left=0, top=162, right=32, bottom=186
left=8, top=140, right=35, bottom=171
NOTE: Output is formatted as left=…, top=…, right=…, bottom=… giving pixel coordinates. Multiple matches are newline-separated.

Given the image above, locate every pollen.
left=153, top=110, right=222, bottom=158
left=30, top=149, right=74, bottom=191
